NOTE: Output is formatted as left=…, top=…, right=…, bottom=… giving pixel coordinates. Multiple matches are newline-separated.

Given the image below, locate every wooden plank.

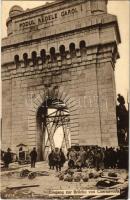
left=7, top=184, right=39, bottom=190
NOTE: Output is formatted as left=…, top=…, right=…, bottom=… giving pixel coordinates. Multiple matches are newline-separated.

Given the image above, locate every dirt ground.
left=0, top=161, right=128, bottom=199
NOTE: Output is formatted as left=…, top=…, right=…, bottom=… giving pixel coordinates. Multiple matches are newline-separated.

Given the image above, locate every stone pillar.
left=2, top=79, right=12, bottom=151
left=96, top=44, right=118, bottom=146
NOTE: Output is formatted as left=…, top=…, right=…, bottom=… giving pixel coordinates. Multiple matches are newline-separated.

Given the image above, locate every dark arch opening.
left=69, top=43, right=76, bottom=57
left=50, top=47, right=56, bottom=61
left=46, top=55, right=50, bottom=61
left=40, top=49, right=46, bottom=63
left=32, top=51, right=37, bottom=65
left=23, top=53, right=28, bottom=66
left=79, top=40, right=86, bottom=55
left=14, top=55, right=19, bottom=63
left=59, top=45, right=66, bottom=58
left=69, top=43, right=75, bottom=51
left=14, top=55, right=20, bottom=68
left=79, top=40, right=86, bottom=49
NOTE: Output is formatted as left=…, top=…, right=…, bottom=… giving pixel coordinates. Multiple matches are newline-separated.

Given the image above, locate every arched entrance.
left=37, top=96, right=71, bottom=160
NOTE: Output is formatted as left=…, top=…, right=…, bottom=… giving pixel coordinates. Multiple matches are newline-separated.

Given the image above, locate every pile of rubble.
left=57, top=168, right=103, bottom=182
left=57, top=168, right=128, bottom=187
left=20, top=169, right=49, bottom=179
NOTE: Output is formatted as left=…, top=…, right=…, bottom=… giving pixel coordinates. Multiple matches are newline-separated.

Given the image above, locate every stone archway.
left=37, top=97, right=71, bottom=160
left=28, top=86, right=79, bottom=160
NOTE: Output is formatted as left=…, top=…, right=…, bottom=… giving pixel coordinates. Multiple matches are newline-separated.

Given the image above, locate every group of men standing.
left=67, top=147, right=87, bottom=169
left=68, top=147, right=105, bottom=170
left=48, top=148, right=66, bottom=171
left=2, top=147, right=38, bottom=169
left=66, top=146, right=128, bottom=170
left=1, top=145, right=128, bottom=171
left=48, top=146, right=105, bottom=171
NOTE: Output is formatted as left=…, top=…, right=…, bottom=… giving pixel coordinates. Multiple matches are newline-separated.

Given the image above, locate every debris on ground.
left=96, top=179, right=118, bottom=188
left=64, top=174, right=73, bottom=182
left=82, top=173, right=89, bottom=182
left=57, top=168, right=103, bottom=182
left=36, top=171, right=49, bottom=176
left=1, top=162, right=128, bottom=199
left=73, top=172, right=81, bottom=182
left=4, top=168, right=50, bottom=180
left=6, top=184, right=39, bottom=190
left=28, top=172, right=37, bottom=179
left=108, top=172, right=118, bottom=177
left=101, top=170, right=127, bottom=185
left=20, top=169, right=30, bottom=177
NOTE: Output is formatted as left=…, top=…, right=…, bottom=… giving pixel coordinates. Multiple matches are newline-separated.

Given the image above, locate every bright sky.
left=1, top=0, right=129, bottom=103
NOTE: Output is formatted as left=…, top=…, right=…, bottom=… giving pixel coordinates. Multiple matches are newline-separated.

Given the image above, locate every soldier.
left=75, top=151, right=82, bottom=170
left=59, top=148, right=66, bottom=167
left=79, top=147, right=87, bottom=168
left=54, top=148, right=61, bottom=172
left=30, top=147, right=37, bottom=168
left=68, top=148, right=77, bottom=169
left=19, top=147, right=25, bottom=162
left=95, top=148, right=104, bottom=171
left=67, top=148, right=71, bottom=160
left=3, top=148, right=12, bottom=168
left=104, top=146, right=109, bottom=169
left=48, top=150, right=55, bottom=170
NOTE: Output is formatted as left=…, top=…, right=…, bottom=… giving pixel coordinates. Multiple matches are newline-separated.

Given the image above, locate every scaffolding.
left=39, top=99, right=71, bottom=159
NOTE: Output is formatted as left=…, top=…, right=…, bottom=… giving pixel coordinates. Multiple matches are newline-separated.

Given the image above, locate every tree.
left=116, top=94, right=129, bottom=146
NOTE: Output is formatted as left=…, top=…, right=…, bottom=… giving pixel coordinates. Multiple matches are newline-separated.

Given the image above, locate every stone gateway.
left=1, top=0, right=121, bottom=160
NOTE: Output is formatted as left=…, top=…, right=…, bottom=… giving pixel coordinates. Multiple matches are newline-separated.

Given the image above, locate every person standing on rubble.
left=30, top=147, right=37, bottom=168
left=3, top=148, right=12, bottom=168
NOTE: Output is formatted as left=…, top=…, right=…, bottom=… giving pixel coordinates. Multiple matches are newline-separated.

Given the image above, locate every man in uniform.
left=30, top=147, right=37, bottom=168
left=54, top=148, right=61, bottom=172
left=48, top=150, right=55, bottom=169
left=68, top=148, right=77, bottom=169
left=3, top=148, right=12, bottom=168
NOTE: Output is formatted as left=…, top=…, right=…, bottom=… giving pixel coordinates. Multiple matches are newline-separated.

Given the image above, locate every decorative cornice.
left=1, top=42, right=118, bottom=81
